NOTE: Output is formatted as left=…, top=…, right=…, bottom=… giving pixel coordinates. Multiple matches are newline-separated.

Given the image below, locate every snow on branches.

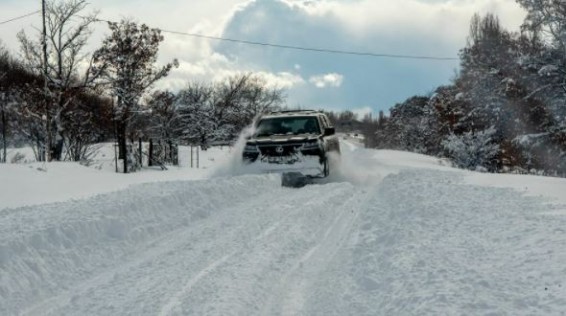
left=442, top=127, right=500, bottom=171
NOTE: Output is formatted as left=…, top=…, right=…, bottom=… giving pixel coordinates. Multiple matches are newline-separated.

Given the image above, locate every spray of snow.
left=324, top=144, right=384, bottom=187
left=211, top=124, right=261, bottom=177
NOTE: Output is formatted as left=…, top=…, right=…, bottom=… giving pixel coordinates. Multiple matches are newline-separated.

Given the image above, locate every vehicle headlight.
left=244, top=144, right=259, bottom=153
left=301, top=141, right=320, bottom=150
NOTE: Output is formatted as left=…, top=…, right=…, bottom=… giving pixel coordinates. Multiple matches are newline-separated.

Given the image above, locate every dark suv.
left=242, top=110, right=340, bottom=177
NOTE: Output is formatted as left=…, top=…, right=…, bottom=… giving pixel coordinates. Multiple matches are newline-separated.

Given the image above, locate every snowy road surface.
left=2, top=141, right=566, bottom=315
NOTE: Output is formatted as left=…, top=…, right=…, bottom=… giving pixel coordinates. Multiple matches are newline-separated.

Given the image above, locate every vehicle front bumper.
left=242, top=151, right=325, bottom=177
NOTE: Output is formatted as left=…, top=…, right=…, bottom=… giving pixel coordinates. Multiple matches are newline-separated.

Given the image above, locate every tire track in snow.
left=158, top=251, right=236, bottom=316
left=20, top=212, right=233, bottom=316
left=16, top=175, right=284, bottom=316
left=270, top=188, right=372, bottom=316
left=158, top=221, right=283, bottom=316
left=163, top=182, right=361, bottom=316
left=28, top=176, right=342, bottom=316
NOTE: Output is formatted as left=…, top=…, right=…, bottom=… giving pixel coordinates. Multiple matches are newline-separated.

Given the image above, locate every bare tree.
left=0, top=75, right=7, bottom=163
left=176, top=73, right=284, bottom=148
left=227, top=73, right=284, bottom=130
left=176, top=83, right=217, bottom=147
left=0, top=47, right=7, bottom=163
left=1, top=42, right=42, bottom=162
left=144, top=91, right=179, bottom=165
left=17, top=0, right=99, bottom=161
left=146, top=91, right=178, bottom=141
left=516, top=0, right=566, bottom=54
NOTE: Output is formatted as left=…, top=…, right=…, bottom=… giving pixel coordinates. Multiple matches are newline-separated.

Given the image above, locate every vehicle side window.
left=320, top=115, right=330, bottom=128
left=317, top=116, right=327, bottom=130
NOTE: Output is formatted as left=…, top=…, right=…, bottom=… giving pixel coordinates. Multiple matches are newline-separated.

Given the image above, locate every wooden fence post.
left=138, top=138, right=142, bottom=167
left=148, top=139, right=153, bottom=167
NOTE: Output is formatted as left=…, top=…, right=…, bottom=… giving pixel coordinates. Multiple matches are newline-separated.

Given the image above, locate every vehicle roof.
left=260, top=110, right=325, bottom=119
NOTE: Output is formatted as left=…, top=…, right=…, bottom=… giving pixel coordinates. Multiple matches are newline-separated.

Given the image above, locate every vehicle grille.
left=258, top=144, right=302, bottom=156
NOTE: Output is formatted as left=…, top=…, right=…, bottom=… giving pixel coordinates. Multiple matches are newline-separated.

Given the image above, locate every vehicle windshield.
left=255, top=117, right=320, bottom=137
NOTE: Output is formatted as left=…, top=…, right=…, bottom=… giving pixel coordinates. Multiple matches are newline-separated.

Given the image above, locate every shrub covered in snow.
left=442, top=127, right=500, bottom=170
left=9, top=152, right=25, bottom=164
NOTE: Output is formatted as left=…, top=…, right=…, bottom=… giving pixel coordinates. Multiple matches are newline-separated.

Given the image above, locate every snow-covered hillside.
left=1, top=139, right=566, bottom=315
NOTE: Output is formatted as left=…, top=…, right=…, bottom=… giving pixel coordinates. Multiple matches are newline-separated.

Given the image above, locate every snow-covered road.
left=2, top=141, right=566, bottom=315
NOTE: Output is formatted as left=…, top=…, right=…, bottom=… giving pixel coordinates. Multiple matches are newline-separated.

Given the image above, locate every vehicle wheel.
left=322, top=157, right=330, bottom=177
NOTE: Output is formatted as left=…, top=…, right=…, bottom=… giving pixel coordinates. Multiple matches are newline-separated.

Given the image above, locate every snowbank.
left=0, top=175, right=282, bottom=315
left=0, top=145, right=234, bottom=210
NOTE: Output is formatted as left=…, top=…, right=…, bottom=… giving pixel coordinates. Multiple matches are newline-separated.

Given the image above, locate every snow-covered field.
left=2, top=138, right=566, bottom=315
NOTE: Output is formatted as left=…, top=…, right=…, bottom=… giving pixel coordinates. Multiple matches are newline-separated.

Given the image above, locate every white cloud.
left=309, top=73, right=344, bottom=88
left=155, top=54, right=305, bottom=91
left=281, top=0, right=525, bottom=43
left=257, top=71, right=306, bottom=89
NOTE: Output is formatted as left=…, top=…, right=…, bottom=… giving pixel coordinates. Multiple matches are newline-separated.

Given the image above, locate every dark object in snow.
left=282, top=172, right=310, bottom=188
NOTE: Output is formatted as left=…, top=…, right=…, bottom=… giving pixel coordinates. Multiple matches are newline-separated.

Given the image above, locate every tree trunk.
left=117, top=121, right=125, bottom=159
left=200, top=135, right=207, bottom=151
left=46, top=111, right=52, bottom=162
left=52, top=134, right=64, bottom=161
left=167, top=140, right=172, bottom=164
left=138, top=138, right=142, bottom=166
left=148, top=139, right=153, bottom=167
left=42, top=0, right=51, bottom=163
left=1, top=102, right=6, bottom=163
left=117, top=120, right=128, bottom=173
left=52, top=130, right=64, bottom=160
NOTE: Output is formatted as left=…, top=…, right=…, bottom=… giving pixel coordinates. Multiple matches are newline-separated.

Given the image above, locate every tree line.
left=363, top=2, right=566, bottom=176
left=0, top=0, right=283, bottom=170
left=6, top=0, right=566, bottom=177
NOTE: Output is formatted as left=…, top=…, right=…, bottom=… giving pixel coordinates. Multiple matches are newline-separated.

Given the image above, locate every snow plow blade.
left=281, top=172, right=311, bottom=188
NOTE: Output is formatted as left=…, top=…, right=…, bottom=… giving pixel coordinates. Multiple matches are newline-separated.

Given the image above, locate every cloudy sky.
left=0, top=0, right=526, bottom=114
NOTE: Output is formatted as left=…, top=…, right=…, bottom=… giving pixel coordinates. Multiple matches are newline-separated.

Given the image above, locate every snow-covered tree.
left=0, top=46, right=10, bottom=163
left=93, top=20, right=178, bottom=173
left=442, top=127, right=500, bottom=171
left=516, top=0, right=566, bottom=54
left=143, top=91, right=178, bottom=165
left=62, top=93, right=111, bottom=161
left=17, top=0, right=99, bottom=161
left=458, top=14, right=518, bottom=134
left=146, top=91, right=178, bottom=141
left=371, top=96, right=441, bottom=155
left=1, top=42, right=44, bottom=161
left=364, top=11, right=566, bottom=176
left=176, top=74, right=283, bottom=148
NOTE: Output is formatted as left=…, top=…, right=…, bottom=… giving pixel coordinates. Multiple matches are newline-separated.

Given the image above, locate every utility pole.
left=41, top=0, right=51, bottom=162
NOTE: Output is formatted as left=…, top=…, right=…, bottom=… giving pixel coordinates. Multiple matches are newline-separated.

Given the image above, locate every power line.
left=0, top=10, right=40, bottom=25
left=0, top=10, right=459, bottom=61
left=161, top=29, right=459, bottom=61
left=93, top=17, right=458, bottom=61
